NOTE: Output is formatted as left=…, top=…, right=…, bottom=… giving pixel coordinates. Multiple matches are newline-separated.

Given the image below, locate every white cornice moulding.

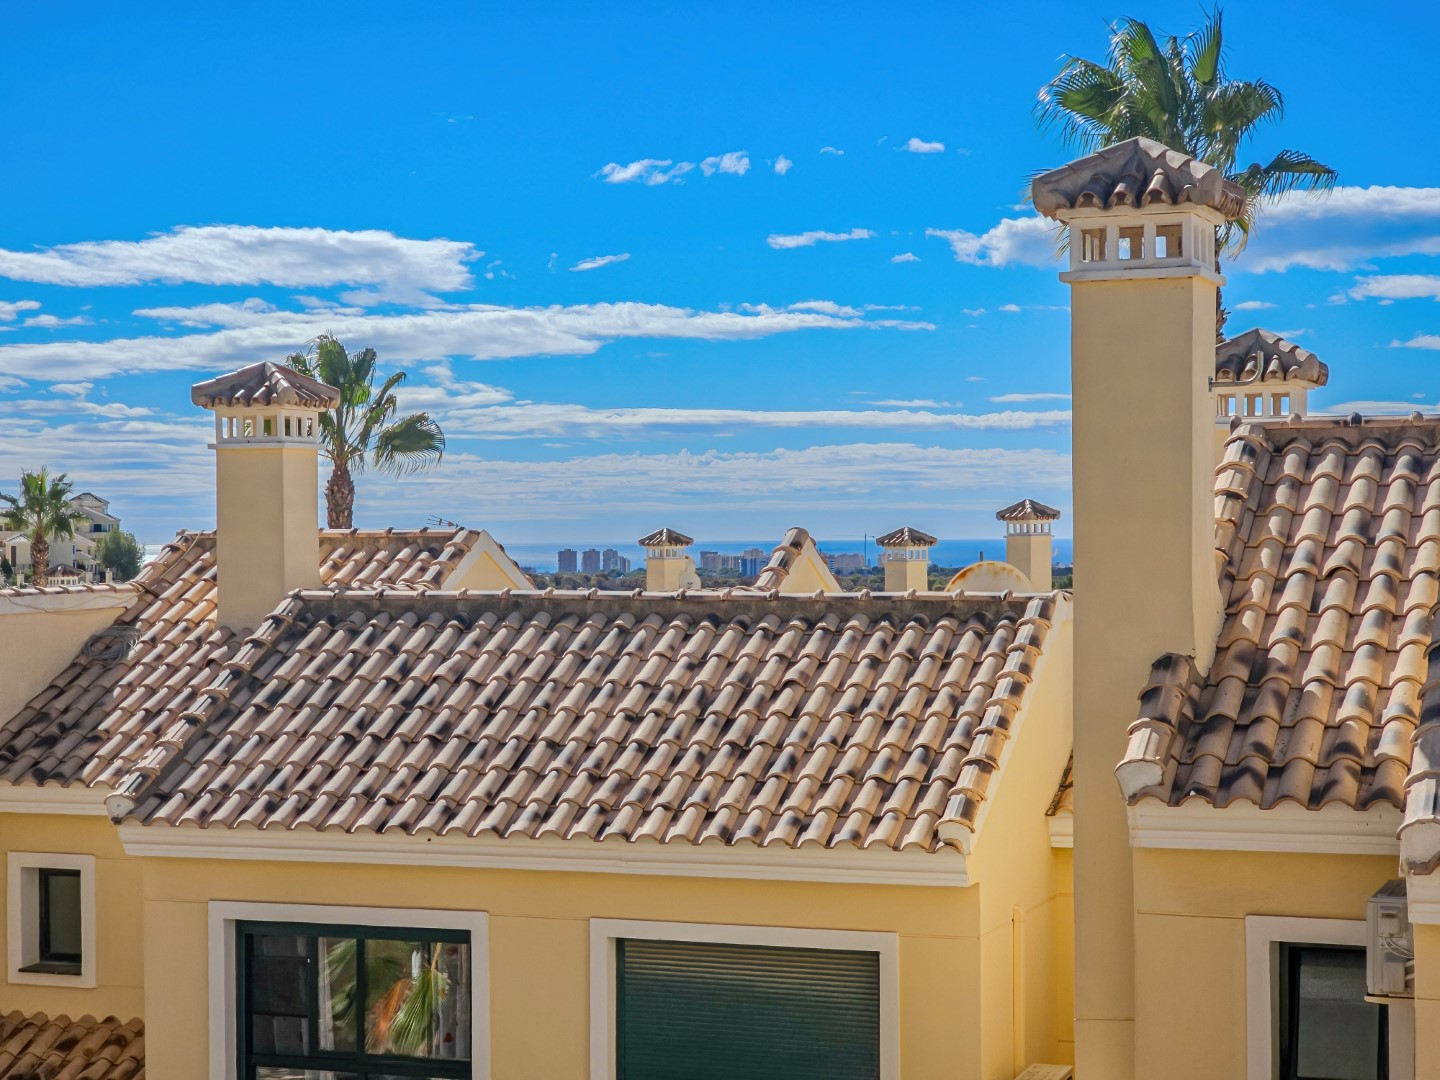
left=117, top=825, right=972, bottom=888
left=1404, top=870, right=1440, bottom=925
left=1128, top=799, right=1401, bottom=855
left=1048, top=812, right=1073, bottom=849
left=1060, top=265, right=1225, bottom=286
left=0, top=784, right=113, bottom=815
left=0, top=591, right=133, bottom=616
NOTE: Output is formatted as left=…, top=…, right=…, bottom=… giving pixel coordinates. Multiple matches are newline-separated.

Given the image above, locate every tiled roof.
left=0, top=528, right=486, bottom=789
left=117, top=589, right=1062, bottom=853
left=1216, top=328, right=1328, bottom=387
left=0, top=1012, right=144, bottom=1080
left=638, top=527, right=693, bottom=548
left=1031, top=136, right=1246, bottom=221
left=1118, top=418, right=1440, bottom=813
left=876, top=526, right=937, bottom=548
left=996, top=499, right=1062, bottom=523
left=751, top=527, right=838, bottom=593
left=190, top=360, right=341, bottom=410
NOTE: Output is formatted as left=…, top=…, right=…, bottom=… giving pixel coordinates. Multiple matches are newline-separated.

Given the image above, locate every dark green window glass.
left=616, top=938, right=881, bottom=1080
left=1280, top=945, right=1387, bottom=1080
left=238, top=921, right=471, bottom=1080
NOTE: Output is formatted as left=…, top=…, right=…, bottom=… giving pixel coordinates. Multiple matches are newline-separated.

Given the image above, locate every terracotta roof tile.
left=1215, top=328, right=1328, bottom=387
left=1031, top=136, right=1246, bottom=221
left=876, top=526, right=937, bottom=548
left=190, top=361, right=340, bottom=409
left=638, top=527, right=693, bottom=547
left=0, top=1012, right=144, bottom=1080
left=1120, top=418, right=1440, bottom=821
left=995, top=499, right=1062, bottom=523
left=0, top=528, right=483, bottom=790
left=117, top=589, right=1061, bottom=853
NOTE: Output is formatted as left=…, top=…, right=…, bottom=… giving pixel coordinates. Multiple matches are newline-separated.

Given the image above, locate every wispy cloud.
left=569, top=253, right=631, bottom=272
left=1232, top=300, right=1277, bottom=311
left=0, top=300, right=928, bottom=381
left=902, top=137, right=944, bottom=153
left=22, top=313, right=92, bottom=328
left=1237, top=186, right=1440, bottom=273
left=773, top=155, right=793, bottom=176
left=961, top=307, right=986, bottom=316
left=596, top=158, right=694, bottom=185
left=1393, top=334, right=1440, bottom=350
left=1348, top=275, right=1440, bottom=302
left=891, top=252, right=920, bottom=264
left=0, top=226, right=479, bottom=303
left=49, top=381, right=94, bottom=397
left=818, top=146, right=844, bottom=156
left=990, top=392, right=1071, bottom=403
left=872, top=399, right=961, bottom=408
left=926, top=216, right=1055, bottom=267
left=767, top=227, right=874, bottom=250
left=700, top=151, right=750, bottom=177
left=0, top=300, right=41, bottom=322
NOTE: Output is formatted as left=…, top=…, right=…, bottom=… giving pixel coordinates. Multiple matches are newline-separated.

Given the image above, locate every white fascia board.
left=117, top=825, right=971, bottom=888
left=1048, top=812, right=1073, bottom=849
left=1128, top=799, right=1401, bottom=855
left=0, top=784, right=113, bottom=815
left=1404, top=870, right=1440, bottom=925
left=446, top=529, right=534, bottom=591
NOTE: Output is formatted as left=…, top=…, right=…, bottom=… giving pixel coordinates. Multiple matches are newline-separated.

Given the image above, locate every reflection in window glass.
left=1282, top=945, right=1385, bottom=1080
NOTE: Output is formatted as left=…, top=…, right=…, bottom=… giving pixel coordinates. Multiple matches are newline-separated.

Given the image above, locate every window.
left=237, top=921, right=472, bottom=1080
left=7, top=852, right=95, bottom=987
left=591, top=920, right=898, bottom=1080
left=1280, top=946, right=1386, bottom=1080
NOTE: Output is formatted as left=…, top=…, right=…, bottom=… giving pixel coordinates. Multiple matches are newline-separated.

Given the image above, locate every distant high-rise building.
left=739, top=547, right=766, bottom=578
left=581, top=548, right=601, bottom=573
left=825, top=552, right=866, bottom=574
left=601, top=548, right=631, bottom=573
left=699, top=550, right=721, bottom=572
left=557, top=548, right=578, bottom=573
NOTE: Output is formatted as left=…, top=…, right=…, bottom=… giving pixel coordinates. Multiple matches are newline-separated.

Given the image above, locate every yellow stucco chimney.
left=1212, top=328, right=1329, bottom=463
left=638, top=527, right=700, bottom=591
left=875, top=525, right=935, bottom=592
left=995, top=499, right=1060, bottom=591
left=1033, top=137, right=1244, bottom=1080
left=191, top=361, right=341, bottom=633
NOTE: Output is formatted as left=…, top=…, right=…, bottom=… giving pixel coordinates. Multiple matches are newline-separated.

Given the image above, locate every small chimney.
left=996, top=499, right=1060, bottom=591
left=638, top=527, right=700, bottom=591
left=875, top=526, right=936, bottom=592
left=191, top=361, right=341, bottom=632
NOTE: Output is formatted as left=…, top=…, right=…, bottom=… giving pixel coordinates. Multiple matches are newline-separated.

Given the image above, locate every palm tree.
left=0, top=469, right=88, bottom=588
left=285, top=335, right=446, bottom=529
left=1035, top=7, right=1337, bottom=335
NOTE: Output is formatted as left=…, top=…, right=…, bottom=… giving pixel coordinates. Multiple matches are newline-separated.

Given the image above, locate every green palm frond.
left=0, top=469, right=88, bottom=541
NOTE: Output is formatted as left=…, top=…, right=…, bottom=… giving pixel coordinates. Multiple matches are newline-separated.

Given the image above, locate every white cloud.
left=22, top=313, right=92, bottom=328
left=49, top=381, right=94, bottom=397
left=774, top=155, right=793, bottom=176
left=397, top=362, right=512, bottom=411
left=1393, top=335, right=1440, bottom=350
left=782, top=300, right=863, bottom=317
left=891, top=252, right=920, bottom=264
left=0, top=300, right=41, bottom=322
left=1323, top=398, right=1440, bottom=415
left=902, top=137, right=945, bottom=154
left=767, top=227, right=874, bottom=250
left=990, top=392, right=1071, bottom=403
left=1348, top=275, right=1440, bottom=302
left=0, top=226, right=479, bottom=303
left=961, top=307, right=986, bottom=316
left=0, top=376, right=22, bottom=392
left=1237, top=186, right=1440, bottom=273
left=1232, top=300, right=1277, bottom=311
left=1, top=300, right=928, bottom=380
left=872, top=399, right=961, bottom=408
left=596, top=158, right=694, bottom=185
left=569, top=253, right=631, bottom=272
left=964, top=376, right=985, bottom=382
left=818, top=146, right=844, bottom=156
left=700, top=151, right=750, bottom=177
left=999, top=303, right=1022, bottom=313
left=926, top=216, right=1056, bottom=267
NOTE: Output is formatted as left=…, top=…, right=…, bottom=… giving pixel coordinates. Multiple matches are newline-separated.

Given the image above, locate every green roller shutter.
left=616, top=938, right=881, bottom=1080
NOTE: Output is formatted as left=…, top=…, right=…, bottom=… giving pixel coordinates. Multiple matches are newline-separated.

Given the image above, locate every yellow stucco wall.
left=1131, top=847, right=1397, bottom=1080
left=0, top=598, right=127, bottom=724
left=140, top=856, right=985, bottom=1080
left=1413, top=923, right=1440, bottom=1074
left=1069, top=270, right=1221, bottom=1079
left=0, top=814, right=145, bottom=1019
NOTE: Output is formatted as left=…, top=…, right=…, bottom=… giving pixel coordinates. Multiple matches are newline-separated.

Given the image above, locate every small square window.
left=1280, top=945, right=1386, bottom=1080
left=7, top=852, right=95, bottom=986
left=1080, top=229, right=1106, bottom=263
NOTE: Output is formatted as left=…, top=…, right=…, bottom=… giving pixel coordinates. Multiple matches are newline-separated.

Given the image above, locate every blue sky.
left=2, top=2, right=1439, bottom=549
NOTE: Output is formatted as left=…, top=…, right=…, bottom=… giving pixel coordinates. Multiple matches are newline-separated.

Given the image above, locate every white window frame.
left=6, top=851, right=96, bottom=987
left=589, top=918, right=900, bottom=1080
left=208, top=899, right=490, bottom=1080
left=1244, top=914, right=1408, bottom=1080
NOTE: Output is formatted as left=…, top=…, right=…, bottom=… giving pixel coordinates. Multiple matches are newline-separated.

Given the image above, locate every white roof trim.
left=117, top=824, right=971, bottom=888
left=0, top=783, right=114, bottom=815
left=1048, top=811, right=1073, bottom=849
left=445, top=529, right=534, bottom=591
left=0, top=589, right=133, bottom=616
left=1128, top=798, right=1401, bottom=855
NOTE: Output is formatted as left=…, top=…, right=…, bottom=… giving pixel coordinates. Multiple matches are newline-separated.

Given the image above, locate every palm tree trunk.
left=326, top=459, right=356, bottom=529
left=31, top=535, right=49, bottom=588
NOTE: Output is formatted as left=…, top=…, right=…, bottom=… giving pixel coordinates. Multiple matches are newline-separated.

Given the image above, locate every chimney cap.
left=638, top=527, right=693, bottom=549
left=996, top=498, right=1062, bottom=523
left=191, top=361, right=342, bottom=410
left=1031, top=136, right=1245, bottom=222
left=1214, top=328, right=1328, bottom=388
left=876, top=526, right=937, bottom=548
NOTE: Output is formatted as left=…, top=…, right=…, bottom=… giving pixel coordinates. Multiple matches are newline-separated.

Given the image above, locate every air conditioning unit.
left=1366, top=879, right=1413, bottom=998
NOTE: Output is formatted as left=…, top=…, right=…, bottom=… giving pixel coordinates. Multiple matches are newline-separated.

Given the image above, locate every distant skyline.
left=3, top=3, right=1439, bottom=544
